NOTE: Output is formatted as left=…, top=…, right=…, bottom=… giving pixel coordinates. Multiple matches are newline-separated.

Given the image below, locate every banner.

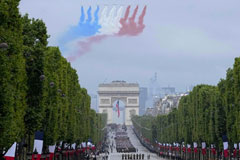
left=4, top=142, right=16, bottom=160
left=49, top=145, right=56, bottom=160
left=32, top=131, right=44, bottom=160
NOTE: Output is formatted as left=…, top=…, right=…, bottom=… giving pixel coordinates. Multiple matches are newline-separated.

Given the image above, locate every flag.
left=239, top=143, right=240, bottom=156
left=32, top=131, right=44, bottom=160
left=91, top=145, right=96, bottom=150
left=233, top=143, right=237, bottom=157
left=4, top=142, right=17, bottom=160
left=57, top=141, right=62, bottom=151
left=222, top=135, right=229, bottom=158
left=176, top=143, right=180, bottom=151
left=182, top=143, right=186, bottom=153
left=64, top=143, right=69, bottom=150
left=193, top=142, right=198, bottom=153
left=201, top=142, right=206, bottom=155
left=169, top=144, right=172, bottom=151
left=116, top=100, right=120, bottom=117
left=71, top=143, right=76, bottom=150
left=87, top=142, right=92, bottom=148
left=187, top=144, right=191, bottom=153
left=81, top=142, right=86, bottom=148
left=49, top=145, right=55, bottom=160
left=211, top=144, right=216, bottom=155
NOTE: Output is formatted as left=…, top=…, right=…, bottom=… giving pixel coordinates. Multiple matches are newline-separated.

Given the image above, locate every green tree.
left=41, top=47, right=62, bottom=146
left=0, top=0, right=27, bottom=155
left=22, top=14, right=48, bottom=151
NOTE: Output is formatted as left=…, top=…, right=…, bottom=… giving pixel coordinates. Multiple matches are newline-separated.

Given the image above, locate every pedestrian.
left=93, top=152, right=97, bottom=160
left=147, top=154, right=150, bottom=160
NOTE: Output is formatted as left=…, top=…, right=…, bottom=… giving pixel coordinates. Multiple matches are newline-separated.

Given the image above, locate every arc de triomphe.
left=98, top=81, right=139, bottom=125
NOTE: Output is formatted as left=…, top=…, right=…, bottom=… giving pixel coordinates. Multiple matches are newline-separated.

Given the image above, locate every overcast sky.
left=19, top=0, right=240, bottom=94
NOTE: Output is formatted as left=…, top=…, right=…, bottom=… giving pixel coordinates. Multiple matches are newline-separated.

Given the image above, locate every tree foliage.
left=0, top=0, right=27, bottom=152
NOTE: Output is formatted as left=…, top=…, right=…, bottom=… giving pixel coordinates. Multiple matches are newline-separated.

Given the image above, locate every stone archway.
left=98, top=81, right=139, bottom=125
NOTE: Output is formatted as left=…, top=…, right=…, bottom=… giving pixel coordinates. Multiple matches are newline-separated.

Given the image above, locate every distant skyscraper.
left=161, top=87, right=176, bottom=96
left=139, top=87, right=148, bottom=115
left=146, top=73, right=161, bottom=108
left=149, top=73, right=161, bottom=97
left=90, top=94, right=98, bottom=112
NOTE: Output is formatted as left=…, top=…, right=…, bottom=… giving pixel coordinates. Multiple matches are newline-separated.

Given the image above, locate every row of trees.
left=0, top=0, right=107, bottom=157
left=132, top=57, right=240, bottom=149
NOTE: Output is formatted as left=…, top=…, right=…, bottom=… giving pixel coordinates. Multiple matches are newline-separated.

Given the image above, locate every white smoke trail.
left=113, top=6, right=123, bottom=33
left=99, top=6, right=108, bottom=25
left=99, top=6, right=114, bottom=34
left=99, top=6, right=123, bottom=35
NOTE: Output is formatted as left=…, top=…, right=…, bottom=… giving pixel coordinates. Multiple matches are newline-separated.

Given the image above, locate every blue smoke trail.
left=59, top=6, right=101, bottom=52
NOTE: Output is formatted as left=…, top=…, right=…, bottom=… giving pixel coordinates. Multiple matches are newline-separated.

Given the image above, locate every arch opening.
left=112, top=100, right=125, bottom=125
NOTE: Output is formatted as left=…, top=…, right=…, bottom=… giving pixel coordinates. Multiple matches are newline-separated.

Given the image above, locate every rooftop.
left=99, top=81, right=139, bottom=88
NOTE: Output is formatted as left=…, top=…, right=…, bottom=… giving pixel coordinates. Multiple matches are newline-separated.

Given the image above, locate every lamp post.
left=0, top=43, right=8, bottom=49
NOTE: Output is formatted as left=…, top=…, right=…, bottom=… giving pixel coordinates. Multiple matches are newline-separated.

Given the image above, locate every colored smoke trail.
left=59, top=6, right=101, bottom=50
left=67, top=35, right=108, bottom=62
left=99, top=6, right=123, bottom=35
left=118, top=5, right=147, bottom=36
left=67, top=5, right=147, bottom=62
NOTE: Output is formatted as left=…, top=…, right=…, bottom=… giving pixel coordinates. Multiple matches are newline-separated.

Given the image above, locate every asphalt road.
left=107, top=126, right=165, bottom=160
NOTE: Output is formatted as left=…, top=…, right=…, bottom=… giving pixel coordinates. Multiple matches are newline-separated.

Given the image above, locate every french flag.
left=32, top=131, right=44, bottom=160
left=211, top=144, right=216, bottom=155
left=201, top=142, right=206, bottom=155
left=222, top=135, right=229, bottom=158
left=182, top=144, right=186, bottom=153
left=187, top=144, right=191, bottom=153
left=193, top=142, right=198, bottom=153
left=233, top=143, right=237, bottom=158
left=71, top=143, right=76, bottom=150
left=4, top=142, right=17, bottom=160
left=239, top=143, right=240, bottom=157
left=176, top=143, right=180, bottom=151
left=116, top=100, right=120, bottom=118
left=48, top=145, right=55, bottom=160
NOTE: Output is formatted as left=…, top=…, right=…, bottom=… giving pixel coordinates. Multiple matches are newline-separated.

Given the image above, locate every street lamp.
left=50, top=82, right=55, bottom=88
left=0, top=43, right=8, bottom=49
left=40, top=74, right=45, bottom=81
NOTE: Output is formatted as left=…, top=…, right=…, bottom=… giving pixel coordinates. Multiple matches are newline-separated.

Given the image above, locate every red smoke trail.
left=67, top=35, right=107, bottom=62
left=118, top=5, right=147, bottom=36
